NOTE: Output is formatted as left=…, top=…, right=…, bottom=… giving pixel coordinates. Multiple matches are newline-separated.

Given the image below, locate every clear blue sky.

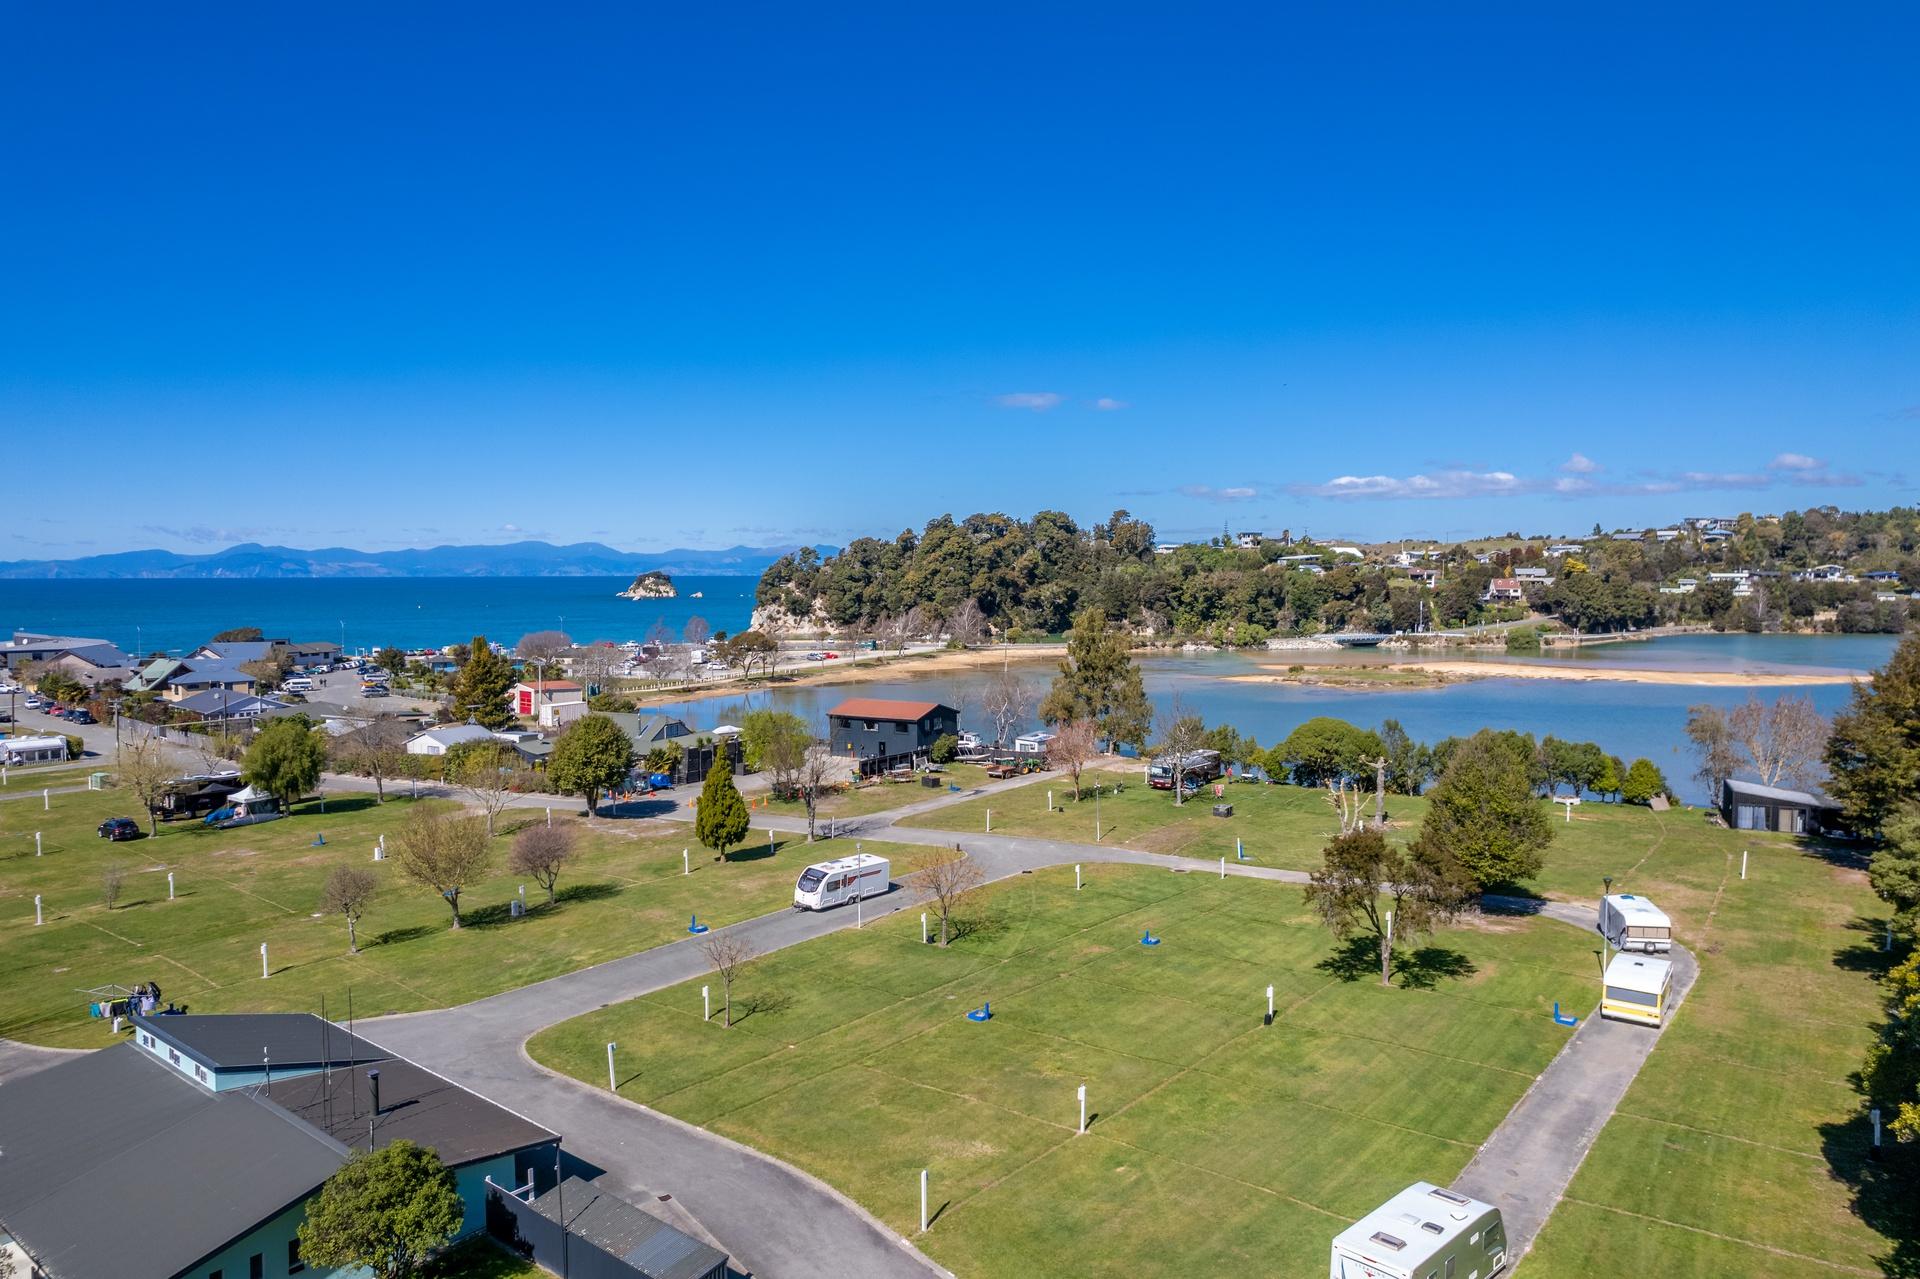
left=3, top=4, right=1914, bottom=558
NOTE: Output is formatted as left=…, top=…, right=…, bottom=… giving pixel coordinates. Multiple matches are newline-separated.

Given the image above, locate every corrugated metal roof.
left=1723, top=777, right=1830, bottom=806
left=531, top=1177, right=728, bottom=1279
left=826, top=697, right=951, bottom=721
left=139, top=1011, right=385, bottom=1073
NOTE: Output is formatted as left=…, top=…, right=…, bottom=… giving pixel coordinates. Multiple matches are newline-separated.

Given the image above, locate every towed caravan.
left=1601, top=951, right=1673, bottom=1027
left=1597, top=893, right=1671, bottom=954
left=794, top=853, right=891, bottom=911
left=1330, top=1182, right=1507, bottom=1279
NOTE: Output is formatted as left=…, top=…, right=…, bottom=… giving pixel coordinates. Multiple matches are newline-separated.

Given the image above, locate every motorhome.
left=793, top=853, right=891, bottom=911
left=1597, top=893, right=1671, bottom=954
left=1330, top=1182, right=1507, bottom=1279
left=1601, top=951, right=1673, bottom=1027
left=1148, top=749, right=1223, bottom=791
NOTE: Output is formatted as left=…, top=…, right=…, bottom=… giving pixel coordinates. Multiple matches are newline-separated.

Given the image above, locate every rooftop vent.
left=1421, top=1222, right=1445, bottom=1234
left=1427, top=1188, right=1471, bottom=1207
left=1369, top=1233, right=1407, bottom=1251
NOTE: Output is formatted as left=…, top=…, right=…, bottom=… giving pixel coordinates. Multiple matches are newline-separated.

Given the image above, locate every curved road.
left=3, top=765, right=1695, bottom=1278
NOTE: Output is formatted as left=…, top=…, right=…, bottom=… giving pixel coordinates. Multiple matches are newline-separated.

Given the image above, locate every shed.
left=1719, top=777, right=1841, bottom=836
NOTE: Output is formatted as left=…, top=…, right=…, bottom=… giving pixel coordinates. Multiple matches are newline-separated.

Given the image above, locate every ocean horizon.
left=0, top=575, right=761, bottom=656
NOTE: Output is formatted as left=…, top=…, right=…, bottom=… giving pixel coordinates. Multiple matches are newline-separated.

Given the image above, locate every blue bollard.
left=1140, top=930, right=1161, bottom=947
left=1552, top=1001, right=1579, bottom=1027
left=966, top=1001, right=992, bottom=1022
left=312, top=834, right=326, bottom=847
left=688, top=913, right=709, bottom=935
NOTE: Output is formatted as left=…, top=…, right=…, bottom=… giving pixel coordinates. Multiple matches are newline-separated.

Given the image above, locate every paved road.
left=1455, top=897, right=1699, bottom=1269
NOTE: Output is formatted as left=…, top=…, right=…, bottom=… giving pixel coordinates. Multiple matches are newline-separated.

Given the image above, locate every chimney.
left=367, top=1068, right=381, bottom=1116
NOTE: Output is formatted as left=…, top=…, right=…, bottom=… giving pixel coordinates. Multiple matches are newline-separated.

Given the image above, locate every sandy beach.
left=1237, top=658, right=1866, bottom=688
left=638, top=644, right=1065, bottom=706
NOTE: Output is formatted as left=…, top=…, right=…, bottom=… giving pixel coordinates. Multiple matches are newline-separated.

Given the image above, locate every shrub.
left=930, top=733, right=959, bottom=764
left=64, top=735, right=85, bottom=761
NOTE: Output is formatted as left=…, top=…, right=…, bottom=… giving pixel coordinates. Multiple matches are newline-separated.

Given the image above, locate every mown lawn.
left=902, top=765, right=1428, bottom=868
left=529, top=864, right=1597, bottom=1278
left=761, top=763, right=1000, bottom=822
left=0, top=780, right=929, bottom=1047
left=1523, top=818, right=1918, bottom=1278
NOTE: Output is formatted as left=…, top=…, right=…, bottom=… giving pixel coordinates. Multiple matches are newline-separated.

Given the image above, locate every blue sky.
left=3, top=4, right=1915, bottom=558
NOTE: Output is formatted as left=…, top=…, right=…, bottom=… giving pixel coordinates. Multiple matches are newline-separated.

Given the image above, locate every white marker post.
left=1266, top=983, right=1275, bottom=1025
left=1048, top=790, right=1054, bottom=812
left=857, top=896, right=863, bottom=929
left=1220, top=856, right=1226, bottom=879
left=43, top=788, right=49, bottom=811
left=260, top=943, right=269, bottom=979
left=1075, top=864, right=1082, bottom=891
left=703, top=985, right=710, bottom=1020
left=606, top=1042, right=617, bottom=1091
left=34, top=894, right=43, bottom=926
left=167, top=872, right=175, bottom=901
left=683, top=848, right=690, bottom=875
left=921, top=912, right=928, bottom=944
left=919, top=1169, right=929, bottom=1233
left=35, top=832, right=42, bottom=856
left=1077, top=1083, right=1087, bottom=1134
left=1741, top=849, right=1748, bottom=880
left=546, top=807, right=553, bottom=828
left=985, top=809, right=992, bottom=833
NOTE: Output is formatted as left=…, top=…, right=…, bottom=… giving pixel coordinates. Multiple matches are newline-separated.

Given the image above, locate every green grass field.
left=529, top=864, right=1598, bottom=1277
left=761, top=763, right=1000, bottom=822
left=902, top=765, right=1408, bottom=867
left=0, top=780, right=928, bottom=1047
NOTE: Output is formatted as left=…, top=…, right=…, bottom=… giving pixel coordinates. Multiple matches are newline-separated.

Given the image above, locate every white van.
left=1598, top=893, right=1671, bottom=954
left=281, top=676, right=314, bottom=694
left=1601, top=952, right=1674, bottom=1027
left=793, top=854, right=890, bottom=911
left=1330, top=1182, right=1507, bottom=1279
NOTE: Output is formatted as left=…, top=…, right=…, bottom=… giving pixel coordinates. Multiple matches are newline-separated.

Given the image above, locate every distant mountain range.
left=0, top=541, right=835, bottom=580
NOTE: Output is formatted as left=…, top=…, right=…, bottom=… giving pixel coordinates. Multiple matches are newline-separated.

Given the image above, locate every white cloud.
left=1307, top=470, right=1525, bottom=500
left=1560, top=453, right=1601, bottom=474
left=996, top=392, right=1064, bottom=411
left=1180, top=484, right=1259, bottom=502
left=1299, top=454, right=1859, bottom=502
left=1769, top=452, right=1821, bottom=472
left=501, top=523, right=523, bottom=533
left=1092, top=397, right=1129, bottom=411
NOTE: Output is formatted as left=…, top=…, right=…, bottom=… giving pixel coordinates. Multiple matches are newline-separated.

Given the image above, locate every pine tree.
left=1415, top=729, right=1554, bottom=889
left=695, top=757, right=751, bottom=861
left=449, top=636, right=515, bottom=729
left=1621, top=758, right=1668, bottom=806
left=1826, top=631, right=1920, bottom=835
left=1039, top=608, right=1152, bottom=749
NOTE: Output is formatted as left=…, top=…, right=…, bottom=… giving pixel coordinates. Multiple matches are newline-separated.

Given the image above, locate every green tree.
left=1378, top=719, right=1431, bottom=795
left=296, top=1140, right=463, bottom=1279
left=643, top=740, right=685, bottom=779
left=1304, top=828, right=1469, bottom=986
left=241, top=716, right=328, bottom=809
left=1825, top=631, right=1920, bottom=835
left=376, top=646, right=407, bottom=675
left=694, top=758, right=751, bottom=861
left=212, top=625, right=265, bottom=642
left=1868, top=805, right=1920, bottom=939
left=1269, top=717, right=1385, bottom=787
left=588, top=691, right=637, bottom=712
left=929, top=732, right=959, bottom=764
left=1039, top=608, right=1153, bottom=749
left=548, top=714, right=636, bottom=815
left=448, top=636, right=515, bottom=729
left=1595, top=756, right=1623, bottom=803
left=1415, top=729, right=1554, bottom=889
left=1861, top=951, right=1920, bottom=1143
left=1620, top=758, right=1668, bottom=805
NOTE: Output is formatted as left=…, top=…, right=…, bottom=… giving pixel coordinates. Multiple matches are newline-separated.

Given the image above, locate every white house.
left=1013, top=730, right=1057, bottom=755
left=405, top=724, right=498, bottom=756
left=1545, top=543, right=1585, bottom=557
left=1482, top=578, right=1525, bottom=602
left=1707, top=571, right=1750, bottom=584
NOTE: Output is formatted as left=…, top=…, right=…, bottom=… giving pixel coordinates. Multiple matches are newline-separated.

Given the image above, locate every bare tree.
left=319, top=865, right=378, bottom=953
left=1046, top=717, right=1100, bottom=800
left=1326, top=778, right=1367, bottom=835
left=916, top=853, right=986, bottom=946
left=981, top=666, right=1035, bottom=748
left=508, top=823, right=577, bottom=904
left=798, top=742, right=836, bottom=840
left=946, top=598, right=988, bottom=648
left=1727, top=693, right=1828, bottom=790
left=571, top=642, right=622, bottom=697
left=517, top=630, right=573, bottom=664
left=100, top=863, right=126, bottom=911
left=1306, top=829, right=1467, bottom=986
left=451, top=742, right=519, bottom=836
left=882, top=605, right=931, bottom=658
left=115, top=737, right=176, bottom=836
left=645, top=619, right=675, bottom=650
left=329, top=716, right=410, bottom=802
left=392, top=806, right=493, bottom=929
left=701, top=933, right=757, bottom=1028
left=683, top=615, right=711, bottom=649
left=1154, top=695, right=1209, bottom=807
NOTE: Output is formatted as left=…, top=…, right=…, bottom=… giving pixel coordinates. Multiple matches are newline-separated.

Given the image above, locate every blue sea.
left=0, top=576, right=760, bottom=656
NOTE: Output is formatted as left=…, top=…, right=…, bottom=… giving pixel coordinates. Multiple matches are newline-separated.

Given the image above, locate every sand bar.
left=1241, top=659, right=1866, bottom=688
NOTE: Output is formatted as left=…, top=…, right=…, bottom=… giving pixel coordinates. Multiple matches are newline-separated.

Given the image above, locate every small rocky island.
left=617, top=570, right=677, bottom=599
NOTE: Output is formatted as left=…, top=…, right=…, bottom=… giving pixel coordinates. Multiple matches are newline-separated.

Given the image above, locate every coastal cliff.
left=618, top=570, right=677, bottom=600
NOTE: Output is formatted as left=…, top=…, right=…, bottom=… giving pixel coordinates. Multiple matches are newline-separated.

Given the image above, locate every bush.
left=930, top=733, right=959, bottom=764
left=64, top=735, right=85, bottom=760
left=1621, top=758, right=1668, bottom=805
left=1505, top=626, right=1543, bottom=655
left=588, top=692, right=637, bottom=712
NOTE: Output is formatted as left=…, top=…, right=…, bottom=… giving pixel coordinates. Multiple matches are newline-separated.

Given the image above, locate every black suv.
left=97, top=817, right=142, bottom=841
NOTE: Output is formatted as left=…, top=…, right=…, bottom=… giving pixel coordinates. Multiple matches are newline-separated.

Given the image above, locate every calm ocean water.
left=0, top=576, right=760, bottom=655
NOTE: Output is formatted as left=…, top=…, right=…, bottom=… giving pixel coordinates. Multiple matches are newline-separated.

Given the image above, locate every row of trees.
left=755, top=506, right=1920, bottom=642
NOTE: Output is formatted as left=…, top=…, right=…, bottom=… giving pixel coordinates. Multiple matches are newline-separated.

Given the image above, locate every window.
left=248, top=1254, right=263, bottom=1279
left=1604, top=985, right=1659, bottom=1007
left=287, top=1238, right=304, bottom=1274
left=863, top=720, right=877, bottom=731
left=168, top=1049, right=181, bottom=1066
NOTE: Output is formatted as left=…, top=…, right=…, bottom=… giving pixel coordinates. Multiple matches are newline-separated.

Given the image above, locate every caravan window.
left=1626, top=925, right=1667, bottom=939
left=798, top=869, right=825, bottom=891
left=1605, top=985, right=1658, bottom=1006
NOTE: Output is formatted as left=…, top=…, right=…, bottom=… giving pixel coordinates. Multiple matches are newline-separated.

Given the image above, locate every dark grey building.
left=826, top=697, right=958, bottom=776
left=1720, top=777, right=1841, bottom=835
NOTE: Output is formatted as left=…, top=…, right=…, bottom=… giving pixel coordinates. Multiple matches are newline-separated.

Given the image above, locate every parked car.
left=703, top=661, right=729, bottom=673
left=24, top=695, right=46, bottom=709
left=822, top=652, right=840, bottom=659
left=804, top=652, right=825, bottom=661
left=97, top=818, right=142, bottom=841
left=45, top=704, right=65, bottom=716
left=65, top=709, right=96, bottom=724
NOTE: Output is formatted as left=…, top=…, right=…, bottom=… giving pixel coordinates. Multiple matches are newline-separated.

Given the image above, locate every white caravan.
left=1597, top=893, right=1671, bottom=954
left=1601, top=951, right=1674, bottom=1027
left=793, top=854, right=891, bottom=911
left=1330, top=1182, right=1507, bottom=1279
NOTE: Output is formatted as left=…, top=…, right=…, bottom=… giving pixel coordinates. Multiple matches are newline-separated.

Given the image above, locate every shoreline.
left=1236, top=658, right=1867, bottom=689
